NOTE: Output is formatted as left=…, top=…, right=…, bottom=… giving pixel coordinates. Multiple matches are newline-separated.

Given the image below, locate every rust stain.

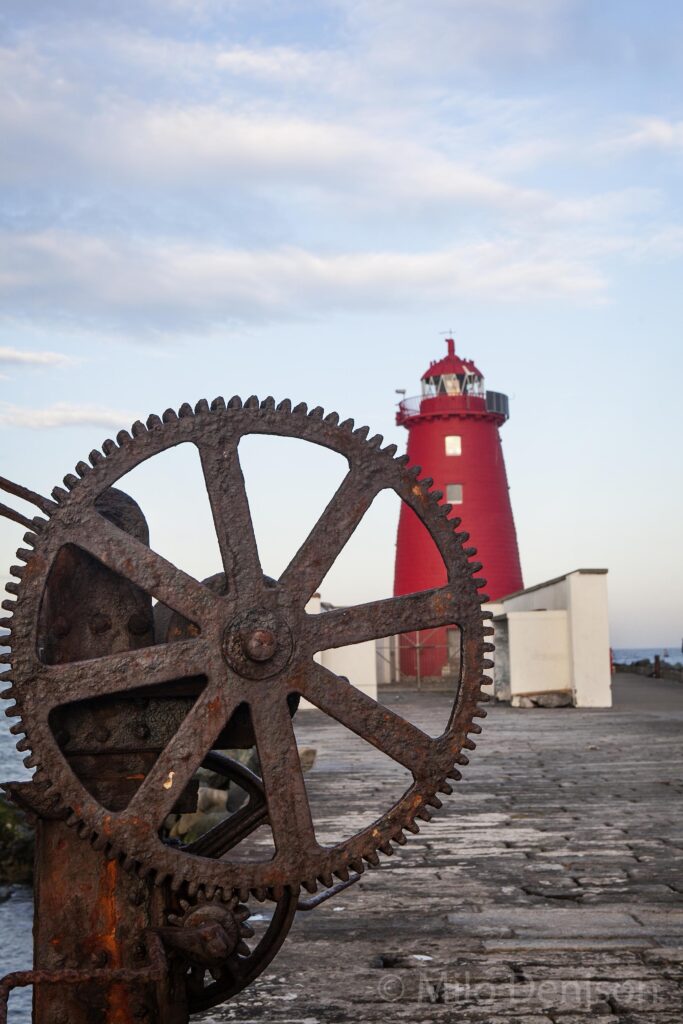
left=95, top=858, right=134, bottom=1023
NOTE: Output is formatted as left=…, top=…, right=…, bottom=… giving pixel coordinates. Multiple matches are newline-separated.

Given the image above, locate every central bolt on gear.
left=1, top=396, right=491, bottom=905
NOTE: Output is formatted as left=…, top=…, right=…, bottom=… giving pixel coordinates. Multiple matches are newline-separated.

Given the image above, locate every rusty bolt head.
left=90, top=612, right=112, bottom=635
left=243, top=628, right=277, bottom=662
left=133, top=721, right=151, bottom=740
left=93, top=724, right=111, bottom=744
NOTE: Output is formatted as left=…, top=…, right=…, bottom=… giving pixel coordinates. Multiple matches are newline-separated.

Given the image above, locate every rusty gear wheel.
left=1, top=396, right=492, bottom=897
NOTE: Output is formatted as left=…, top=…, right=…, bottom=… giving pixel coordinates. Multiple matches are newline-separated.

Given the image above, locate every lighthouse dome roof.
left=421, top=338, right=482, bottom=381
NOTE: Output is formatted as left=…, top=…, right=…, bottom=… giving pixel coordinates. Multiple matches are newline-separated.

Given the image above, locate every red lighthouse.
left=393, top=338, right=523, bottom=679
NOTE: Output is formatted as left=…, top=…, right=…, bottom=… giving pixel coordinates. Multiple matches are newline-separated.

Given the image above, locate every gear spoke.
left=278, top=467, right=381, bottom=604
left=300, top=662, right=434, bottom=776
left=306, top=584, right=466, bottom=651
left=128, top=675, right=241, bottom=828
left=67, top=513, right=215, bottom=626
left=197, top=439, right=263, bottom=601
left=249, top=692, right=317, bottom=860
left=38, top=637, right=211, bottom=712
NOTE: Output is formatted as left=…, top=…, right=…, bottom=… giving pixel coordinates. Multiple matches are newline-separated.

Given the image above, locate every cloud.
left=0, top=402, right=133, bottom=429
left=0, top=229, right=606, bottom=331
left=0, top=346, right=73, bottom=367
left=608, top=118, right=683, bottom=153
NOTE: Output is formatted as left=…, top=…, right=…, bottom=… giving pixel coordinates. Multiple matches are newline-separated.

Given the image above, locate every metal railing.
left=397, top=390, right=509, bottom=421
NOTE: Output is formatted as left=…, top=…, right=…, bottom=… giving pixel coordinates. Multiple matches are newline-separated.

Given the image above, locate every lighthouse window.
left=446, top=483, right=463, bottom=504
left=445, top=435, right=462, bottom=456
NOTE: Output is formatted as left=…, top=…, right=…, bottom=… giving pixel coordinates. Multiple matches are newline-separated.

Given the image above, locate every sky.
left=0, top=0, right=681, bottom=647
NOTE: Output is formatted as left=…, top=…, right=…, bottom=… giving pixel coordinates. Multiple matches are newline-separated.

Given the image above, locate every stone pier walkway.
left=203, top=674, right=683, bottom=1023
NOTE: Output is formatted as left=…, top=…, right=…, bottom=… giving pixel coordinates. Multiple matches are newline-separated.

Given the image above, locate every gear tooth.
left=482, top=658, right=494, bottom=670
left=438, top=781, right=453, bottom=796
left=339, top=418, right=354, bottom=431
left=427, top=795, right=443, bottom=810
left=260, top=396, right=276, bottom=411
left=2, top=599, right=16, bottom=612
left=270, top=883, right=285, bottom=901
left=89, top=449, right=104, bottom=466
left=227, top=396, right=243, bottom=410
left=0, top=687, right=13, bottom=700
left=186, top=879, right=199, bottom=898
left=15, top=737, right=30, bottom=752
left=238, top=886, right=249, bottom=903
left=379, top=842, right=394, bottom=856
left=0, top=668, right=12, bottom=681
left=276, top=398, right=292, bottom=413
left=76, top=822, right=91, bottom=839
left=348, top=858, right=365, bottom=874
left=478, top=689, right=492, bottom=703
left=5, top=582, right=19, bottom=596
left=324, top=411, right=339, bottom=425
left=420, top=476, right=434, bottom=489
left=162, top=409, right=178, bottom=423
left=146, top=413, right=162, bottom=430
left=194, top=398, right=210, bottom=415
left=9, top=723, right=24, bottom=736
left=395, top=453, right=409, bottom=465
left=308, top=406, right=324, bottom=420
left=415, top=808, right=432, bottom=822
left=455, top=752, right=469, bottom=765
left=234, top=905, right=250, bottom=922
left=430, top=489, right=443, bottom=502
left=9, top=566, right=23, bottom=581
left=179, top=899, right=190, bottom=913
left=292, top=402, right=308, bottom=416
left=353, top=425, right=369, bottom=441
left=15, top=548, right=33, bottom=563
left=91, top=833, right=109, bottom=852
left=102, top=438, right=118, bottom=455
left=481, top=674, right=493, bottom=687
left=474, top=707, right=488, bottom=719
left=478, top=592, right=490, bottom=603
left=204, top=884, right=217, bottom=901
left=131, top=420, right=147, bottom=438
left=244, top=395, right=260, bottom=410
left=240, top=924, right=255, bottom=939
left=300, top=878, right=316, bottom=895
left=464, top=546, right=478, bottom=557
left=439, top=503, right=453, bottom=517
left=66, top=812, right=81, bottom=828
left=367, top=433, right=383, bottom=448
left=447, top=769, right=463, bottom=781
left=381, top=442, right=398, bottom=456
left=408, top=464, right=421, bottom=478
left=210, top=396, right=226, bottom=412
left=468, top=561, right=483, bottom=575
left=333, top=866, right=349, bottom=882
left=178, top=402, right=194, bottom=418
left=116, top=430, right=132, bottom=446
left=253, top=886, right=268, bottom=901
left=363, top=850, right=380, bottom=867
left=51, top=486, right=68, bottom=503
left=237, top=941, right=250, bottom=956
left=483, top=642, right=495, bottom=652
left=31, top=516, right=48, bottom=532
left=22, top=532, right=37, bottom=548
left=404, top=820, right=420, bottom=835
left=75, top=461, right=90, bottom=477
left=63, top=473, right=79, bottom=490
left=393, top=831, right=408, bottom=846
left=318, top=872, right=333, bottom=889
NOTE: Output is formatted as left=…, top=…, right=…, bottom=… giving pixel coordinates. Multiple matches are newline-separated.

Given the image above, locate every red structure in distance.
left=393, top=337, right=523, bottom=680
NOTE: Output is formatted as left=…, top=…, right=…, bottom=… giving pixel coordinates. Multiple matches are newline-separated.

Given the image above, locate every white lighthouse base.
left=485, top=568, right=612, bottom=709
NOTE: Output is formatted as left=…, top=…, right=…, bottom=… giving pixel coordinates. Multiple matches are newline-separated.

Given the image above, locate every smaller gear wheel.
left=166, top=891, right=254, bottom=962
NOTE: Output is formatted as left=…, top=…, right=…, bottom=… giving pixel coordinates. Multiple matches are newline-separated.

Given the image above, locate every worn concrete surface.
left=201, top=674, right=683, bottom=1023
